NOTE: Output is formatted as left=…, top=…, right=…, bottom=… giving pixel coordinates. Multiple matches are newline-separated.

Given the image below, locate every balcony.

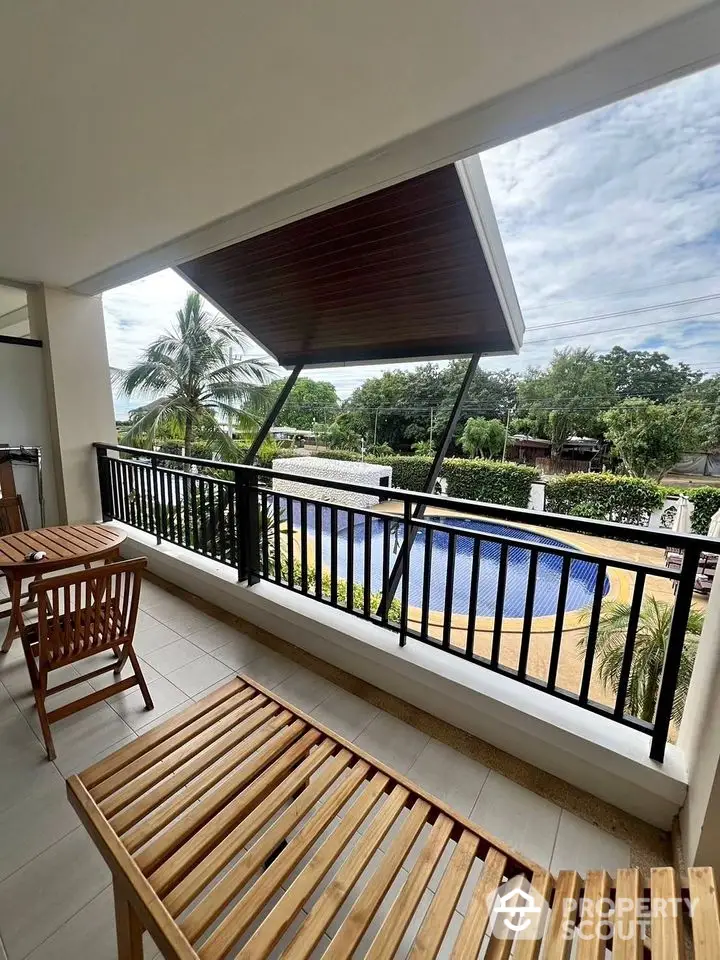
left=0, top=536, right=673, bottom=959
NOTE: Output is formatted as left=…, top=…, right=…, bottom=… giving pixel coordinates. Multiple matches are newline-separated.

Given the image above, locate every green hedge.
left=314, top=450, right=432, bottom=491
left=545, top=473, right=663, bottom=525
left=315, top=450, right=537, bottom=506
left=443, top=459, right=538, bottom=508
left=686, top=487, right=720, bottom=535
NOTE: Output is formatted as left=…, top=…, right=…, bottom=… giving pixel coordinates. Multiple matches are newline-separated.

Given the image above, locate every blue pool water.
left=286, top=502, right=609, bottom=619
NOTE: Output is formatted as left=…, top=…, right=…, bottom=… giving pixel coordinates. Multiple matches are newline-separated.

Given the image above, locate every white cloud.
left=103, top=62, right=720, bottom=413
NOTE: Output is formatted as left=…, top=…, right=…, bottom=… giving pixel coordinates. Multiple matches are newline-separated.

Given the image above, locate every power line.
left=523, top=273, right=720, bottom=310
left=525, top=309, right=720, bottom=345
left=525, top=293, right=720, bottom=332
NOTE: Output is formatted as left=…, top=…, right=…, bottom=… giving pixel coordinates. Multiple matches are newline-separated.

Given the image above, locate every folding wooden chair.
left=0, top=495, right=32, bottom=621
left=21, top=557, right=154, bottom=760
left=0, top=494, right=28, bottom=535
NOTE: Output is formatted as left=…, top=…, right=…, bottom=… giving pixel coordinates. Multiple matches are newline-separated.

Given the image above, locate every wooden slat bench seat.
left=67, top=675, right=720, bottom=959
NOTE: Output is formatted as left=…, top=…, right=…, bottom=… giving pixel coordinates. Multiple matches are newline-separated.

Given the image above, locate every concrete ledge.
left=119, top=524, right=688, bottom=828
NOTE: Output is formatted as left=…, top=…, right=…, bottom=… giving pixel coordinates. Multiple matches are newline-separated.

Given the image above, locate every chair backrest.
left=0, top=495, right=28, bottom=535
left=30, top=557, right=147, bottom=668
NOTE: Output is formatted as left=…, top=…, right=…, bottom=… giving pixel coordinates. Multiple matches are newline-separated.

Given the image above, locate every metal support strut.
left=243, top=364, right=304, bottom=465
left=376, top=354, right=481, bottom=632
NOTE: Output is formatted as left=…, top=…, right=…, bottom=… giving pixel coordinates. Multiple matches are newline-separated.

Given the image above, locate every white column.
left=27, top=286, right=117, bottom=523
left=678, top=574, right=720, bottom=869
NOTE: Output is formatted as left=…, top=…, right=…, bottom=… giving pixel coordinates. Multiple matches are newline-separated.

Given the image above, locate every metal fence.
left=96, top=443, right=719, bottom=762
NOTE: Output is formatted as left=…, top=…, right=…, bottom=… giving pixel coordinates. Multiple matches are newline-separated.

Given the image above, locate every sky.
left=104, top=62, right=720, bottom=418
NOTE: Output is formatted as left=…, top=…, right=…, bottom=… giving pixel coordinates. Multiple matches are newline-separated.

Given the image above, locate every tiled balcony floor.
left=0, top=576, right=670, bottom=959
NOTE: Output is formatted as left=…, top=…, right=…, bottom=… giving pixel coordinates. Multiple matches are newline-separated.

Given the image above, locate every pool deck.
left=372, top=502, right=707, bottom=716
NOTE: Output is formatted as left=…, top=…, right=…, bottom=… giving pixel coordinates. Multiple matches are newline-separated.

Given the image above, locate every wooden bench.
left=67, top=675, right=720, bottom=958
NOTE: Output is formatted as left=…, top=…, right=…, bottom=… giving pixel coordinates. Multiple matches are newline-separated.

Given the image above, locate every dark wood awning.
left=177, top=159, right=523, bottom=367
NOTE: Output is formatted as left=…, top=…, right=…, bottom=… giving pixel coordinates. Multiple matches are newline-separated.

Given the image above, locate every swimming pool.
left=288, top=503, right=609, bottom=620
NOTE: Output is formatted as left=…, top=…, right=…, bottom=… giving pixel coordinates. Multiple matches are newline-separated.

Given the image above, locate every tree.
left=599, top=347, right=700, bottom=402
left=344, top=365, right=444, bottom=450
left=579, top=598, right=702, bottom=724
left=115, top=292, right=276, bottom=458
left=267, top=377, right=339, bottom=430
left=459, top=418, right=506, bottom=459
left=683, top=374, right=720, bottom=451
left=602, top=398, right=702, bottom=479
left=437, top=363, right=517, bottom=444
left=516, top=348, right=613, bottom=456
left=321, top=416, right=362, bottom=452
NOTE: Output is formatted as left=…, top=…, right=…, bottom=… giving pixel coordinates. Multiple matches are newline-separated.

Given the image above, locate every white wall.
left=273, top=457, right=391, bottom=510
left=0, top=340, right=59, bottom=526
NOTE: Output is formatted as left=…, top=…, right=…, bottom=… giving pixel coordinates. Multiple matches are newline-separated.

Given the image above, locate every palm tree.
left=578, top=597, right=702, bottom=724
left=115, top=292, right=276, bottom=460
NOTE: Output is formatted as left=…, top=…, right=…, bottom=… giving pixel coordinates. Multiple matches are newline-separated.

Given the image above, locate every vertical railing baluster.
left=363, top=514, right=372, bottom=618
left=227, top=483, right=236, bottom=568
left=217, top=481, right=227, bottom=563
left=400, top=500, right=412, bottom=644
left=261, top=489, right=270, bottom=580
left=198, top=479, right=207, bottom=554
left=182, top=474, right=192, bottom=551
left=234, top=470, right=244, bottom=582
left=381, top=517, right=391, bottom=627
left=651, top=546, right=702, bottom=761
left=208, top=480, right=217, bottom=558
left=491, top=542, right=508, bottom=669
left=442, top=531, right=456, bottom=651
left=315, top=504, right=323, bottom=600
left=614, top=570, right=646, bottom=719
left=300, top=499, right=308, bottom=592
left=330, top=507, right=338, bottom=606
left=150, top=455, right=162, bottom=544
left=346, top=510, right=355, bottom=612
left=517, top=549, right=538, bottom=680
left=465, top=538, right=481, bottom=660
left=547, top=555, right=571, bottom=692
left=191, top=476, right=200, bottom=552
left=287, top=496, right=295, bottom=590
left=420, top=526, right=433, bottom=642
left=579, top=562, right=608, bottom=705
left=273, top=492, right=282, bottom=584
left=174, top=472, right=183, bottom=548
left=246, top=470, right=260, bottom=586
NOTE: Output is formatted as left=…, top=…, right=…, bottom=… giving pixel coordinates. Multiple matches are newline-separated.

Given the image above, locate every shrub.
left=443, top=459, right=538, bottom=508
left=686, top=487, right=720, bottom=535
left=376, top=455, right=433, bottom=492
left=312, top=451, right=537, bottom=505
left=569, top=500, right=607, bottom=521
left=545, top=473, right=663, bottom=525
left=314, top=450, right=432, bottom=491
left=291, top=561, right=402, bottom=621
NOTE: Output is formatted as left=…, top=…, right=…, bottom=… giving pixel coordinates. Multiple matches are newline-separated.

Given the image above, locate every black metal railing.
left=95, top=443, right=719, bottom=762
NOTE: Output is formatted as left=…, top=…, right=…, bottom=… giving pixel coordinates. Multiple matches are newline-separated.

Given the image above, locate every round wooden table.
left=0, top=524, right=125, bottom=653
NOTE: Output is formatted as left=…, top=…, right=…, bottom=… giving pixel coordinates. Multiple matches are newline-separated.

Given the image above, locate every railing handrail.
left=95, top=442, right=720, bottom=553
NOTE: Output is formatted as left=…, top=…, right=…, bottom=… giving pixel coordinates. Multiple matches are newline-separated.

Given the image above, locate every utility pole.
left=429, top=408, right=435, bottom=446
left=502, top=406, right=513, bottom=462
left=373, top=409, right=381, bottom=449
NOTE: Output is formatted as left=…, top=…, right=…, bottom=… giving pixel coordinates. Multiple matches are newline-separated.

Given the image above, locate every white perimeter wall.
left=0, top=341, right=59, bottom=526
left=273, top=457, right=391, bottom=510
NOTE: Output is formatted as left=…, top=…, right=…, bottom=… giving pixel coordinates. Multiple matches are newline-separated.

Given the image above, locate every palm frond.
left=577, top=597, right=702, bottom=725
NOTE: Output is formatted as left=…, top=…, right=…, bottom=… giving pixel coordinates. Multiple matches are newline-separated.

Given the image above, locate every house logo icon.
left=487, top=879, right=550, bottom=940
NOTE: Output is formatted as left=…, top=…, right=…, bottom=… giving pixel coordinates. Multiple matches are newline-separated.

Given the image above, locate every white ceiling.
left=0, top=0, right=717, bottom=291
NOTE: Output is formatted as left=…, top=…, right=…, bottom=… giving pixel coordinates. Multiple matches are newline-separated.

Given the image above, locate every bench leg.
left=114, top=880, right=144, bottom=959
